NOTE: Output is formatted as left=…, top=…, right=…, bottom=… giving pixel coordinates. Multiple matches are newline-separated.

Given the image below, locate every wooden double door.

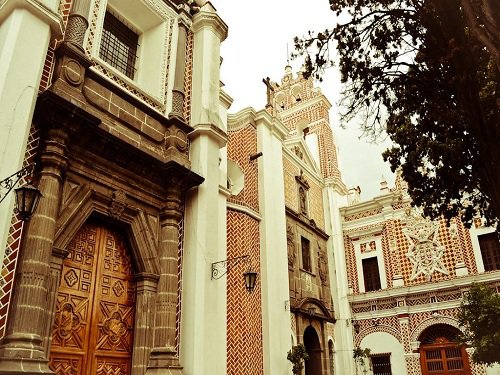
left=420, top=341, right=471, bottom=375
left=49, top=222, right=136, bottom=375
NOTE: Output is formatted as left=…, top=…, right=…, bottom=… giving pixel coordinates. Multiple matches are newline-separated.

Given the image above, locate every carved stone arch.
left=295, top=297, right=334, bottom=321
left=410, top=316, right=462, bottom=344
left=354, top=324, right=402, bottom=347
left=54, top=184, right=160, bottom=276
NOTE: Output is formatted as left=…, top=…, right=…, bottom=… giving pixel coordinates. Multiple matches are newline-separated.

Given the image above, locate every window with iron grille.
left=99, top=11, right=139, bottom=79
left=301, top=236, right=311, bottom=272
left=479, top=232, right=500, bottom=271
left=362, top=257, right=381, bottom=292
left=371, top=354, right=392, bottom=375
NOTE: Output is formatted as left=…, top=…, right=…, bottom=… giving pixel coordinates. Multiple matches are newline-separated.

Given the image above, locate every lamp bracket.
left=211, top=255, right=250, bottom=280
left=0, top=164, right=35, bottom=204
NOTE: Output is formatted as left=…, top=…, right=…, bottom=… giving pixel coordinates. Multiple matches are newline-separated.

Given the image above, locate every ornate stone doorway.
left=49, top=222, right=136, bottom=374
left=304, top=325, right=322, bottom=375
left=419, top=325, right=471, bottom=375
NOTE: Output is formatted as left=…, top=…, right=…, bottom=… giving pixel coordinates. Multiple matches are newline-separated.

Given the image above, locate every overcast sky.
left=215, top=0, right=395, bottom=200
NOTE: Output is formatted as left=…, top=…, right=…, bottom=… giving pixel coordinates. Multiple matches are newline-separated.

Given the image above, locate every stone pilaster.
left=146, top=190, right=184, bottom=373
left=0, top=127, right=69, bottom=374
left=43, top=247, right=70, bottom=358
left=170, top=15, right=190, bottom=120
left=132, top=273, right=160, bottom=374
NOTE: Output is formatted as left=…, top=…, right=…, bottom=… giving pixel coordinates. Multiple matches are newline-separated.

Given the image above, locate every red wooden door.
left=49, top=223, right=135, bottom=374
left=420, top=338, right=471, bottom=375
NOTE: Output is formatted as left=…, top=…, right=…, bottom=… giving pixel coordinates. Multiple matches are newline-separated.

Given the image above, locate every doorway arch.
left=419, top=324, right=471, bottom=375
left=304, top=325, right=322, bottom=375
left=49, top=221, right=136, bottom=374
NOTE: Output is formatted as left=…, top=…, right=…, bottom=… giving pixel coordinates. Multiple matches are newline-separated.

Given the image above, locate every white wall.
left=361, top=332, right=406, bottom=375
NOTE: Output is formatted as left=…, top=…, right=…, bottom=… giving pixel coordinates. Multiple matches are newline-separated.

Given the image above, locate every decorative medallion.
left=403, top=210, right=449, bottom=281
left=109, top=190, right=127, bottom=219
left=103, top=311, right=127, bottom=344
left=54, top=303, right=81, bottom=340
left=64, top=269, right=78, bottom=287
left=112, top=281, right=125, bottom=297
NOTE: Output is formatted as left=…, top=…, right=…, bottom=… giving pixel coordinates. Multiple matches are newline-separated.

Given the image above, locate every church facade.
left=0, top=0, right=499, bottom=374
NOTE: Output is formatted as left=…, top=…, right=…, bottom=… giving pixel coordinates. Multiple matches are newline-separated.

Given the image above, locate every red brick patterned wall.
left=227, top=125, right=259, bottom=212
left=226, top=210, right=263, bottom=375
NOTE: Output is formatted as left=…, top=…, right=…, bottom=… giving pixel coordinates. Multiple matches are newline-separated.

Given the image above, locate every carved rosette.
left=164, top=126, right=188, bottom=153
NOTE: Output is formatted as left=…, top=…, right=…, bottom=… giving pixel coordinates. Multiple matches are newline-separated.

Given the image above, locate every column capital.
left=192, top=10, right=228, bottom=41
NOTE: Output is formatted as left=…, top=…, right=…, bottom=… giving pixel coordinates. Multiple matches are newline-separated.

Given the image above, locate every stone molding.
left=192, top=10, right=228, bottom=41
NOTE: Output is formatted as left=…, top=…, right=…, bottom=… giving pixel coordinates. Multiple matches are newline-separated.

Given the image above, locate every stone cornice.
left=219, top=89, right=233, bottom=110
left=278, top=94, right=332, bottom=118
left=228, top=107, right=256, bottom=131
left=227, top=202, right=262, bottom=221
left=0, top=0, right=63, bottom=39
left=349, top=270, right=500, bottom=304
left=192, top=10, right=228, bottom=41
left=340, top=191, right=399, bottom=217
left=189, top=123, right=228, bottom=148
left=324, top=177, right=349, bottom=195
left=254, top=110, right=288, bottom=141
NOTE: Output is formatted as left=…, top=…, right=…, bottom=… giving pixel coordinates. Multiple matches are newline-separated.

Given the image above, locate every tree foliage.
left=294, top=0, right=500, bottom=228
left=287, top=344, right=309, bottom=375
left=457, top=283, right=500, bottom=365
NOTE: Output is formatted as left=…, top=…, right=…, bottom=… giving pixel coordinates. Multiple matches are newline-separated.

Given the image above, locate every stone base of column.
left=0, top=333, right=52, bottom=374
left=0, top=357, right=53, bottom=374
left=145, top=348, right=183, bottom=375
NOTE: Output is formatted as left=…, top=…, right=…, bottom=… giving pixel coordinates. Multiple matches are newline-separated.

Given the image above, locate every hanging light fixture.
left=14, top=183, right=41, bottom=221
left=212, top=255, right=258, bottom=293
left=243, top=268, right=258, bottom=293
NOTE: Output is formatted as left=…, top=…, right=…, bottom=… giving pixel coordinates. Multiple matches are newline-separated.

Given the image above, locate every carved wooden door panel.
left=49, top=223, right=135, bottom=375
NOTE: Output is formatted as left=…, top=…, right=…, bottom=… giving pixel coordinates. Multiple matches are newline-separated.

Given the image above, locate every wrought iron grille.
left=99, top=11, right=139, bottom=79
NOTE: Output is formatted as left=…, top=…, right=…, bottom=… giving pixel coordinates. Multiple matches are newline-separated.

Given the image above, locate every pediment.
left=284, top=138, right=320, bottom=175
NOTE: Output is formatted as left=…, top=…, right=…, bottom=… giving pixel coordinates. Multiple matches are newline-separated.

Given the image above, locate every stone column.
left=146, top=189, right=184, bottom=374
left=170, top=16, right=190, bottom=120
left=64, top=0, right=91, bottom=48
left=0, top=127, right=68, bottom=374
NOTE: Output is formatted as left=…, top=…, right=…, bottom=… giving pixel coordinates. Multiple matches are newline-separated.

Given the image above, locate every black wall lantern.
left=0, top=164, right=40, bottom=221
left=212, top=255, right=258, bottom=293
left=14, top=183, right=41, bottom=221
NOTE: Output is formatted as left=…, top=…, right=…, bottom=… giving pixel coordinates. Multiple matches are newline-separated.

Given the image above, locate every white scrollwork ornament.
left=404, top=219, right=449, bottom=281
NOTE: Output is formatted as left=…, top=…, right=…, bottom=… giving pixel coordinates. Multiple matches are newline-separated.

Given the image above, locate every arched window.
left=419, top=324, right=471, bottom=375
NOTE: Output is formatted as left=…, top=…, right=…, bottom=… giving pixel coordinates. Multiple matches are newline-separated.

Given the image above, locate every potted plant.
left=353, top=346, right=371, bottom=374
left=287, top=344, right=309, bottom=375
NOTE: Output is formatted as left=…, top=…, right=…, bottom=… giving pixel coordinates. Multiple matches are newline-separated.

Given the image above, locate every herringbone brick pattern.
left=227, top=125, right=259, bottom=212
left=226, top=210, right=263, bottom=375
left=183, top=31, right=194, bottom=123
left=0, top=124, right=41, bottom=337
